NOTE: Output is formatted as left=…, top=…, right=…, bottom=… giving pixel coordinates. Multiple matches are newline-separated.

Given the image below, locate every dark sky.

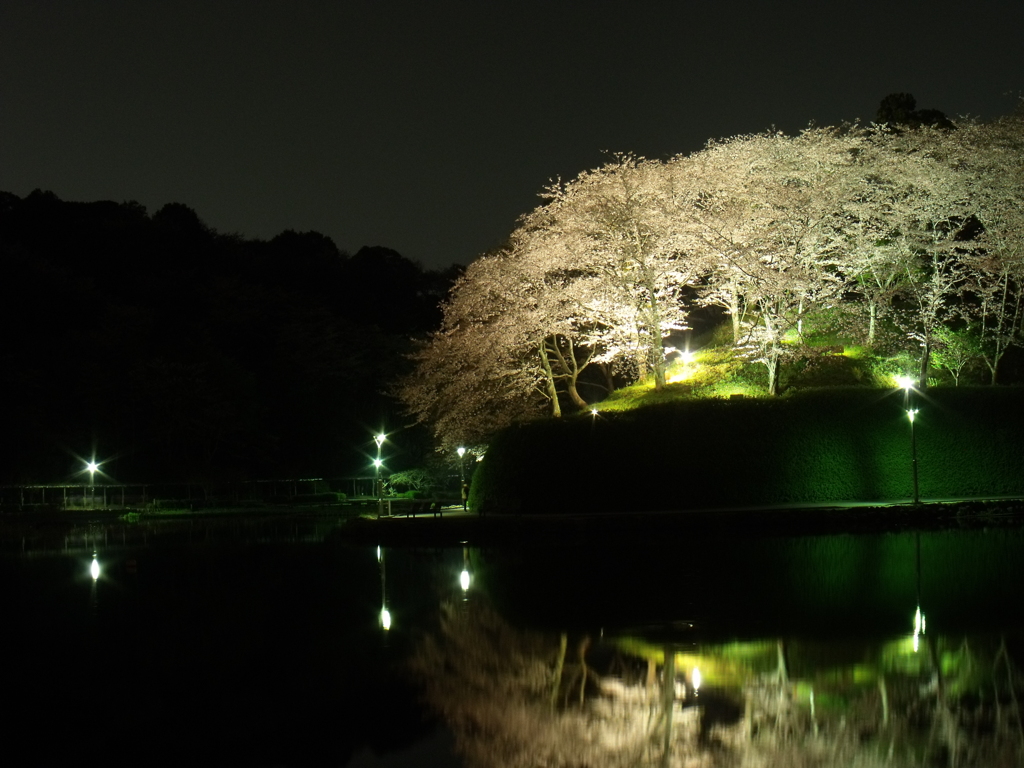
left=2, top=0, right=1021, bottom=270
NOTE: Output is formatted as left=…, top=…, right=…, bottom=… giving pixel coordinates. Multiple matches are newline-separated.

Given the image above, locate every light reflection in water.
left=408, top=531, right=1024, bottom=768
left=377, top=545, right=390, bottom=631
left=411, top=593, right=1024, bottom=768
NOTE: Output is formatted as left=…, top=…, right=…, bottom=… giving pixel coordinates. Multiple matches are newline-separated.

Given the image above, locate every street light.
left=374, top=433, right=386, bottom=517
left=896, top=378, right=920, bottom=504
left=457, top=446, right=466, bottom=484
left=908, top=407, right=920, bottom=504
left=86, top=460, right=99, bottom=508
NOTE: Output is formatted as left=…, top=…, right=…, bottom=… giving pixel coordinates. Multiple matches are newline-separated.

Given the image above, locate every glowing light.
left=90, top=557, right=100, bottom=580
left=691, top=667, right=702, bottom=691
left=912, top=605, right=925, bottom=653
left=374, top=433, right=386, bottom=447
left=907, top=408, right=919, bottom=423
left=666, top=350, right=700, bottom=384
left=457, top=446, right=466, bottom=458
left=372, top=458, right=383, bottom=469
left=460, top=569, right=470, bottom=591
left=590, top=408, right=598, bottom=416
left=895, top=375, right=914, bottom=390
left=86, top=461, right=99, bottom=474
left=381, top=607, right=391, bottom=630
left=376, top=545, right=381, bottom=561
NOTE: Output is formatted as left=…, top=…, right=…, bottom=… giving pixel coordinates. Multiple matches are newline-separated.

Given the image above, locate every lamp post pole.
left=908, top=406, right=920, bottom=505
left=374, top=433, right=385, bottom=518
left=457, top=447, right=467, bottom=511
left=898, top=378, right=920, bottom=505
left=87, top=460, right=98, bottom=509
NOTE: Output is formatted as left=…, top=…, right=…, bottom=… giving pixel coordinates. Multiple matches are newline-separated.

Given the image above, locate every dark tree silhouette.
left=876, top=92, right=954, bottom=129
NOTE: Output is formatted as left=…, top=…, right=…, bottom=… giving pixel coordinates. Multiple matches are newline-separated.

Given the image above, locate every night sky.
left=2, top=0, right=1021, bottom=270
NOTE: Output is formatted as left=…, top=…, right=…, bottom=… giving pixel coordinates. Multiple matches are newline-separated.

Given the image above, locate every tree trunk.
left=539, top=344, right=562, bottom=417
left=643, top=276, right=667, bottom=391
left=729, top=282, right=741, bottom=344
left=566, top=377, right=588, bottom=410
left=550, top=633, right=567, bottom=711
left=660, top=645, right=676, bottom=768
left=917, top=339, right=930, bottom=390
left=868, top=300, right=877, bottom=345
left=766, top=347, right=781, bottom=396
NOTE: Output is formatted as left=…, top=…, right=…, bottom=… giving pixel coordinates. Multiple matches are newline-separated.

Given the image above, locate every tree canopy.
left=400, top=105, right=1024, bottom=448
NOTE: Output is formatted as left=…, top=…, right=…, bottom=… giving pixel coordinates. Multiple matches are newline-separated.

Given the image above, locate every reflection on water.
left=4, top=519, right=1023, bottom=767
left=2, top=526, right=463, bottom=766
left=412, top=528, right=1024, bottom=768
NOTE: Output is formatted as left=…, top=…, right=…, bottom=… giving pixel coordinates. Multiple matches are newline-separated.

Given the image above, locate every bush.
left=472, top=387, right=1024, bottom=514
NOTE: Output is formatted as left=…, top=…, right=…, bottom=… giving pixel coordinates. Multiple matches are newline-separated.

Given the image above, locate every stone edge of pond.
left=335, top=499, right=1024, bottom=547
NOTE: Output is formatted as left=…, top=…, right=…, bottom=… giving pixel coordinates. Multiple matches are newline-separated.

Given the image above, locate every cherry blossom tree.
left=401, top=108, right=1024, bottom=447
left=398, top=233, right=604, bottom=447
left=676, top=129, right=859, bottom=394
left=523, top=155, right=705, bottom=390
left=865, top=126, right=977, bottom=387
left=398, top=251, right=549, bottom=449
left=956, top=114, right=1024, bottom=383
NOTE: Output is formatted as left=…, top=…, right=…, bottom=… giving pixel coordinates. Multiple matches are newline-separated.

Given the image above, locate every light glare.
left=692, top=667, right=702, bottom=691
left=912, top=605, right=925, bottom=652
left=90, top=557, right=100, bottom=580
left=381, top=608, right=391, bottom=630
left=460, top=569, right=470, bottom=591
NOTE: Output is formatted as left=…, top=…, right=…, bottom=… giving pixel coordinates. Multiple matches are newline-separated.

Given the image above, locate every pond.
left=3, top=517, right=1023, bottom=767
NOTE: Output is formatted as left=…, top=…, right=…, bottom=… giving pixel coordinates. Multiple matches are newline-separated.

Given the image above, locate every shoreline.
left=1, top=499, right=1021, bottom=550
left=338, top=498, right=1024, bottom=547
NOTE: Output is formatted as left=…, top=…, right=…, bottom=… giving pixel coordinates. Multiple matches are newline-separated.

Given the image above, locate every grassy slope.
left=471, top=387, right=1024, bottom=514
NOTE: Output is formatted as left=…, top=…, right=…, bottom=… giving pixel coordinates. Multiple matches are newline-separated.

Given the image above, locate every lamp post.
left=86, top=460, right=98, bottom=508
left=374, top=433, right=386, bottom=517
left=908, top=406, right=920, bottom=505
left=457, top=446, right=468, bottom=511
left=896, top=377, right=920, bottom=505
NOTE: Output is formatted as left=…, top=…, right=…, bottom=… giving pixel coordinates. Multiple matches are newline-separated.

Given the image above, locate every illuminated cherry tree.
left=399, top=238, right=603, bottom=447
left=674, top=129, right=859, bottom=394
left=521, top=155, right=705, bottom=390
left=400, top=109, right=1024, bottom=445
left=957, top=114, right=1024, bottom=383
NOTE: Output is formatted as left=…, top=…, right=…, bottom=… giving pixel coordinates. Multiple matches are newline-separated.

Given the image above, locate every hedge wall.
left=470, top=387, right=1024, bottom=514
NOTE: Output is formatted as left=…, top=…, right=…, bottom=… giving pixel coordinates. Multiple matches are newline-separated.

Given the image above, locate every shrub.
left=473, top=387, right=1024, bottom=514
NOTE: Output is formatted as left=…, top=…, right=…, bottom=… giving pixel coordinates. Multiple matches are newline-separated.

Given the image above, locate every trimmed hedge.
left=471, top=387, right=1024, bottom=514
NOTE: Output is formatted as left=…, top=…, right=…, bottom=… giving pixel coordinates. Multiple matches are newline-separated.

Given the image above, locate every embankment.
left=471, top=387, right=1024, bottom=514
